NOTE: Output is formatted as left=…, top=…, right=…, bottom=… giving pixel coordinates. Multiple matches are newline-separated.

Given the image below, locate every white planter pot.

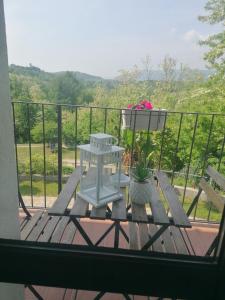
left=122, top=109, right=166, bottom=131
left=129, top=179, right=152, bottom=205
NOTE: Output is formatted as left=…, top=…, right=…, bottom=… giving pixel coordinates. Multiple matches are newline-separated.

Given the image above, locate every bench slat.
left=206, top=166, right=225, bottom=191
left=149, top=178, right=170, bottom=225
left=38, top=216, right=61, bottom=242
left=61, top=221, right=77, bottom=244
left=199, top=178, right=224, bottom=213
left=48, top=167, right=81, bottom=215
left=27, top=213, right=50, bottom=241
left=156, top=171, right=191, bottom=227
left=21, top=211, right=44, bottom=240
left=50, top=216, right=70, bottom=243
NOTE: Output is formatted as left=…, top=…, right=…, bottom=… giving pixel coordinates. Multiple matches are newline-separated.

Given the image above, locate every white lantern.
left=77, top=133, right=124, bottom=208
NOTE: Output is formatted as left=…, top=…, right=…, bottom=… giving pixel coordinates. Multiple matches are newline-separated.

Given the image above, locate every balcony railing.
left=12, top=101, right=225, bottom=224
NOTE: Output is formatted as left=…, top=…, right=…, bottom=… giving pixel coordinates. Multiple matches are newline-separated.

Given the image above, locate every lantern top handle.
left=90, top=133, right=113, bottom=139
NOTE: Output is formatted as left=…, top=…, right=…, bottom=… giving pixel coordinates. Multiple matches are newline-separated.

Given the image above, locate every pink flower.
left=136, top=104, right=143, bottom=110
left=127, top=104, right=133, bottom=109
left=144, top=101, right=153, bottom=110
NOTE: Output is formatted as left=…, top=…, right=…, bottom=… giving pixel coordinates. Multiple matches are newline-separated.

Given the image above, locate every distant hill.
left=9, top=64, right=105, bottom=82
left=9, top=64, right=214, bottom=83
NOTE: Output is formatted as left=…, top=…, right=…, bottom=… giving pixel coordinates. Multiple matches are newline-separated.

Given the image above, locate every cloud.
left=183, top=30, right=204, bottom=43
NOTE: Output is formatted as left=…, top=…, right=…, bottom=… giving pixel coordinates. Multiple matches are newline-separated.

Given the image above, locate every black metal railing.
left=12, top=101, right=225, bottom=223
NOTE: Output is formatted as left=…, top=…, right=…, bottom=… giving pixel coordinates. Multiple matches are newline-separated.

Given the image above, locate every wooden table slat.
left=38, top=216, right=61, bottom=242
left=50, top=216, right=70, bottom=243
left=26, top=213, right=50, bottom=241
left=131, top=202, right=148, bottom=222
left=48, top=167, right=81, bottom=215
left=170, top=226, right=189, bottom=255
left=138, top=223, right=149, bottom=249
left=90, top=205, right=107, bottom=219
left=149, top=178, right=170, bottom=225
left=111, top=189, right=126, bottom=221
left=161, top=228, right=176, bottom=254
left=148, top=224, right=163, bottom=252
left=70, top=195, right=89, bottom=217
left=155, top=171, right=191, bottom=227
left=129, top=222, right=139, bottom=250
left=21, top=211, right=44, bottom=240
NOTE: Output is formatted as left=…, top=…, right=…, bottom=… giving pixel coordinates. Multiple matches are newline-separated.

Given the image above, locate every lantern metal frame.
left=77, top=134, right=124, bottom=208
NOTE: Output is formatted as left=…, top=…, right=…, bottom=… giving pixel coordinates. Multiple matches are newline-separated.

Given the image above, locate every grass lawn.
left=19, top=180, right=59, bottom=197
left=17, top=144, right=80, bottom=162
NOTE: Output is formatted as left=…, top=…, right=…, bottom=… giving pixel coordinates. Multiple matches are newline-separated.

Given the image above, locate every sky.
left=3, top=0, right=220, bottom=78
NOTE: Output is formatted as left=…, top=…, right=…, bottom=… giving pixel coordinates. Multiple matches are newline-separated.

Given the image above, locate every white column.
left=0, top=0, right=24, bottom=299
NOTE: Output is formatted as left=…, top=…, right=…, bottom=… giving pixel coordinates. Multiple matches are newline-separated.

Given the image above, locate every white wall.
left=0, top=0, right=24, bottom=298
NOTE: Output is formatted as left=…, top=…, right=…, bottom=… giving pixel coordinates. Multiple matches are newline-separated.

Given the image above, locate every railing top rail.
left=12, top=100, right=225, bottom=117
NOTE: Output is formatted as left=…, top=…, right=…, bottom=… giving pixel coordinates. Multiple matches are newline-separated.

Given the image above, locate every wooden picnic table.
left=46, top=167, right=191, bottom=254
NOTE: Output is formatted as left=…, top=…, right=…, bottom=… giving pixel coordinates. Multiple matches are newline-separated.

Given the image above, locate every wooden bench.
left=186, top=165, right=225, bottom=256
left=20, top=167, right=81, bottom=300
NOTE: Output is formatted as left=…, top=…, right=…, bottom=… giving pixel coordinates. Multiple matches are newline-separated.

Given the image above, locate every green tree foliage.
left=199, top=0, right=225, bottom=75
left=49, top=72, right=82, bottom=104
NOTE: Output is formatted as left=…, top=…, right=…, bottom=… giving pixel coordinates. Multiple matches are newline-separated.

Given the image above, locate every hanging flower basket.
left=122, top=99, right=166, bottom=131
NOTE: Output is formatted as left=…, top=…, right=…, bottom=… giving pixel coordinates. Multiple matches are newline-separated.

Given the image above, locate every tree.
left=50, top=72, right=82, bottom=104
left=161, top=55, right=177, bottom=83
left=199, top=0, right=225, bottom=75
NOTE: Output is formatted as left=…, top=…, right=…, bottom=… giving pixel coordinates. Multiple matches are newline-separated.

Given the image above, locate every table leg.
left=95, top=222, right=115, bottom=246
left=142, top=224, right=169, bottom=250
left=114, top=221, right=120, bottom=248
left=72, top=218, right=94, bottom=246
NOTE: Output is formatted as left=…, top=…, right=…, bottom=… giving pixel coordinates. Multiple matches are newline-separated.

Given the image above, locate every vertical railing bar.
left=182, top=114, right=199, bottom=205
left=104, top=108, right=107, bottom=133
left=158, top=112, right=168, bottom=170
left=146, top=110, right=153, bottom=167
left=201, top=115, right=214, bottom=222
left=74, top=107, right=78, bottom=168
left=57, top=105, right=62, bottom=194
left=130, top=110, right=137, bottom=167
left=42, top=104, right=47, bottom=208
left=89, top=107, right=93, bottom=134
left=12, top=102, right=20, bottom=205
left=117, top=110, right=122, bottom=146
left=193, top=199, right=198, bottom=221
left=147, top=110, right=152, bottom=136
left=201, top=114, right=215, bottom=176
left=218, top=132, right=225, bottom=172
left=171, top=113, right=183, bottom=185
left=207, top=202, right=213, bottom=223
left=27, top=103, right=33, bottom=207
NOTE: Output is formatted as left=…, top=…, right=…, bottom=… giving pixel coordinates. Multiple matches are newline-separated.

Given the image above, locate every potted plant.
left=122, top=99, right=166, bottom=131
left=129, top=136, right=153, bottom=205
left=129, top=159, right=152, bottom=205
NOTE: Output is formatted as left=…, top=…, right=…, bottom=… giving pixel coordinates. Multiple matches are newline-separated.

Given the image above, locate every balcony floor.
left=20, top=210, right=218, bottom=300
